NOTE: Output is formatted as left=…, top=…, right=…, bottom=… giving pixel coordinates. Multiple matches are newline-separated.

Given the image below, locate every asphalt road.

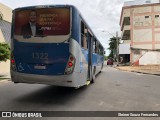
left=0, top=65, right=160, bottom=120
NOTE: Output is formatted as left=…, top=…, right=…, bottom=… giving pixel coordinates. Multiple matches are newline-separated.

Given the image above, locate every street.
left=0, top=65, right=160, bottom=120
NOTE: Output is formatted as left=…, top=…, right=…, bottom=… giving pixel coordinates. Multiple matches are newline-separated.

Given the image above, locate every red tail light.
left=65, top=54, right=76, bottom=75
left=68, top=62, right=73, bottom=67
left=11, top=59, right=15, bottom=64
left=11, top=52, right=17, bottom=71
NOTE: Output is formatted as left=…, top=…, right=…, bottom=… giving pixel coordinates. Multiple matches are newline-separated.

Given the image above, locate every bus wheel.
left=91, top=67, right=96, bottom=83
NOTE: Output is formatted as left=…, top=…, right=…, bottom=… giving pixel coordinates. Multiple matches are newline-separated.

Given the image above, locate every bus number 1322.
left=32, top=53, right=48, bottom=60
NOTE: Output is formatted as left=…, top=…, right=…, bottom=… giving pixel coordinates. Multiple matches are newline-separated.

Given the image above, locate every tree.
left=108, top=36, right=120, bottom=59
left=0, top=43, right=10, bottom=61
left=104, top=55, right=108, bottom=60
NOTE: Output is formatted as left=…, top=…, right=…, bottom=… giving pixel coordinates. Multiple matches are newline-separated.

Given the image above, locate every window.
left=93, top=38, right=96, bottom=53
left=94, top=39, right=103, bottom=55
left=95, top=40, right=99, bottom=53
left=14, top=8, right=70, bottom=36
left=81, top=21, right=88, bottom=49
left=145, top=16, right=149, bottom=19
left=99, top=45, right=104, bottom=55
left=155, top=15, right=159, bottom=18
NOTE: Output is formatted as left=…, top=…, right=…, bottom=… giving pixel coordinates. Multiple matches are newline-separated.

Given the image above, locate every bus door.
left=87, top=31, right=94, bottom=81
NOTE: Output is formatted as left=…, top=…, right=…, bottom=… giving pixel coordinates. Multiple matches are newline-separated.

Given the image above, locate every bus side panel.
left=70, top=8, right=89, bottom=87
left=69, top=38, right=88, bottom=87
left=92, top=53, right=104, bottom=75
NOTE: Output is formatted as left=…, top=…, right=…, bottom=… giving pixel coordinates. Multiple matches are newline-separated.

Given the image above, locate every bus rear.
left=11, top=6, right=78, bottom=87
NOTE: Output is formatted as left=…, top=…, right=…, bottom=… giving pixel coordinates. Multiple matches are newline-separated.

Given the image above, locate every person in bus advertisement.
left=21, top=10, right=43, bottom=37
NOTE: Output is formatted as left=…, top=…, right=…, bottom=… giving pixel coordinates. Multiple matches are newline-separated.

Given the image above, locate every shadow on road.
left=15, top=85, right=88, bottom=105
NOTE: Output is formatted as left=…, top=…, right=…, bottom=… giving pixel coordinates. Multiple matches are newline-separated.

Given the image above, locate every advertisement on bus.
left=14, top=8, right=70, bottom=36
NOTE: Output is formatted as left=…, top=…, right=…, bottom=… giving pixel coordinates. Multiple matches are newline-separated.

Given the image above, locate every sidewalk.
left=0, top=60, right=10, bottom=79
left=116, top=65, right=160, bottom=76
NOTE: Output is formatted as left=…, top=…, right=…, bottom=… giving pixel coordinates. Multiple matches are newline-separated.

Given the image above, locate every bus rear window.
left=14, top=8, right=70, bottom=36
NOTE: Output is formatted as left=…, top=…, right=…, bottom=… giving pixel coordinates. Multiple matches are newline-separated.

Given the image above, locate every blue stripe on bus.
left=81, top=48, right=104, bottom=68
left=81, top=48, right=89, bottom=64
left=71, top=7, right=81, bottom=43
left=93, top=53, right=104, bottom=66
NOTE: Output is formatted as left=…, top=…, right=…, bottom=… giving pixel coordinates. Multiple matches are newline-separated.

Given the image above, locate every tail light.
left=64, top=54, right=76, bottom=75
left=11, top=51, right=17, bottom=71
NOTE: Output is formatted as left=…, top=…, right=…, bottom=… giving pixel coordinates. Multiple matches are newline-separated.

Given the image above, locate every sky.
left=0, top=0, right=131, bottom=55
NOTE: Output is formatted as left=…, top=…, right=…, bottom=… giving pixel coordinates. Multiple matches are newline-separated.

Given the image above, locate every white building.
left=120, top=0, right=160, bottom=65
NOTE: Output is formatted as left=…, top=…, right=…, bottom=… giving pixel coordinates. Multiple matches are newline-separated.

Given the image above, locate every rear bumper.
left=11, top=70, right=79, bottom=87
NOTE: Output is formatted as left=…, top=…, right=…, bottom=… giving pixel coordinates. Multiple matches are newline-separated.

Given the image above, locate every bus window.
left=81, top=21, right=88, bottom=49
left=13, top=8, right=70, bottom=43
left=93, top=38, right=96, bottom=53
left=99, top=45, right=104, bottom=55
left=95, top=39, right=99, bottom=53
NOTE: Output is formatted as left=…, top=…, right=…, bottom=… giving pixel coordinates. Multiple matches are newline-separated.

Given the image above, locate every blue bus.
left=11, top=5, right=105, bottom=88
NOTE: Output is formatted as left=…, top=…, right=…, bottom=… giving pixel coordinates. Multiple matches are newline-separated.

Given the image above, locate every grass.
left=0, top=78, right=9, bottom=81
left=0, top=76, right=10, bottom=81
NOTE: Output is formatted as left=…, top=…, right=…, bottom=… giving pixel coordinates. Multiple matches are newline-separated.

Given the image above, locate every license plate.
left=34, top=65, right=46, bottom=70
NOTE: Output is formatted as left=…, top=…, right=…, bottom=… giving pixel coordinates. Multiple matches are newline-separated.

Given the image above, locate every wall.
left=131, top=5, right=160, bottom=50
left=0, top=3, right=12, bottom=43
left=0, top=21, right=11, bottom=43
left=139, top=51, right=160, bottom=65
left=0, top=3, right=12, bottom=22
left=119, top=43, right=130, bottom=54
left=0, top=29, right=5, bottom=42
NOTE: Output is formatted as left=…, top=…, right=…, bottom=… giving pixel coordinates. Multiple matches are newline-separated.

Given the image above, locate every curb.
left=131, top=71, right=160, bottom=76
left=115, top=67, right=160, bottom=76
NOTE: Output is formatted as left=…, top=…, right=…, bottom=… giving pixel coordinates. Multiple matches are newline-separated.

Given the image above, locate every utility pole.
left=101, top=30, right=119, bottom=65
left=116, top=31, right=119, bottom=66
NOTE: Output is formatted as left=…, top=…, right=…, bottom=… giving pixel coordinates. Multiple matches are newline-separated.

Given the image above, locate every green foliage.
left=104, top=56, right=108, bottom=60
left=108, top=37, right=120, bottom=58
left=0, top=43, right=10, bottom=62
left=108, top=37, right=117, bottom=58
